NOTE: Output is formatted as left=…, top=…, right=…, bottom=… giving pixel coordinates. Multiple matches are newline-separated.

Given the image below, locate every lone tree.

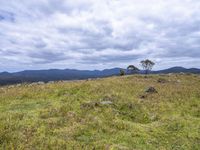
left=127, top=65, right=140, bottom=74
left=140, top=59, right=155, bottom=74
left=119, top=69, right=125, bottom=76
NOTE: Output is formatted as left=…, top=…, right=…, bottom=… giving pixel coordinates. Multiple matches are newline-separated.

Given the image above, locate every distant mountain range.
left=153, top=67, right=200, bottom=74
left=0, top=67, right=199, bottom=85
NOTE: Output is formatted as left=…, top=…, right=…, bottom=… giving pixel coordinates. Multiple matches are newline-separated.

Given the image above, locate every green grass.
left=0, top=74, right=200, bottom=149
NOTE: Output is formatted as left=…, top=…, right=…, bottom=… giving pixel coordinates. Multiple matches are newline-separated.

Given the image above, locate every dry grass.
left=0, top=74, right=199, bottom=149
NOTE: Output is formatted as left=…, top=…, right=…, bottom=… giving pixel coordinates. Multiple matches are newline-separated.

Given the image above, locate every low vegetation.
left=0, top=74, right=199, bottom=149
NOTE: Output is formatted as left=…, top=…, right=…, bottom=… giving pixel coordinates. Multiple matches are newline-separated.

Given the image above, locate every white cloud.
left=0, top=0, right=200, bottom=72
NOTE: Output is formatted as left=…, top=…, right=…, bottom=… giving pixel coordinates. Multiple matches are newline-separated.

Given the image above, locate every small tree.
left=140, top=59, right=155, bottom=74
left=127, top=65, right=140, bottom=74
left=119, top=69, right=125, bottom=76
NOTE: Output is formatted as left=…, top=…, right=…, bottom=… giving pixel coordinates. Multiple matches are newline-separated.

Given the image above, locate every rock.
left=157, top=78, right=168, bottom=83
left=81, top=102, right=99, bottom=109
left=87, top=78, right=93, bottom=81
left=28, top=81, right=45, bottom=86
left=29, top=83, right=37, bottom=86
left=145, top=87, right=158, bottom=93
left=100, top=101, right=113, bottom=105
left=62, top=80, right=70, bottom=83
left=16, top=84, right=22, bottom=87
left=37, top=81, right=45, bottom=85
left=8, top=85, right=15, bottom=88
left=168, top=73, right=173, bottom=76
left=140, top=94, right=147, bottom=99
left=48, top=81, right=55, bottom=84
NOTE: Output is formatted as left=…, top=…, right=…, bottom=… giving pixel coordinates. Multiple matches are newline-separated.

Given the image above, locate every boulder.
left=157, top=78, right=168, bottom=83
left=37, top=81, right=45, bottom=85
left=145, top=87, right=158, bottom=93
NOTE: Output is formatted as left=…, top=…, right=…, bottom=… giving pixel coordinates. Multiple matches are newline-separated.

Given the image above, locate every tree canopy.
left=140, top=59, right=155, bottom=74
left=127, top=65, right=140, bottom=74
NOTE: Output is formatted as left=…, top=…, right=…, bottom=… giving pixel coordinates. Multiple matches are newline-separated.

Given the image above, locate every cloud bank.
left=0, top=0, right=200, bottom=71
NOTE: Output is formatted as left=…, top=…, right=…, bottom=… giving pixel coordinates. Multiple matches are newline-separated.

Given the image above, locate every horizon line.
left=1, top=66, right=200, bottom=74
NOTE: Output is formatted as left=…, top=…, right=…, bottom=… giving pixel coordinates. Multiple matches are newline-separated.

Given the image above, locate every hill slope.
left=153, top=67, right=200, bottom=74
left=0, top=67, right=200, bottom=85
left=0, top=74, right=200, bottom=149
left=0, top=68, right=122, bottom=85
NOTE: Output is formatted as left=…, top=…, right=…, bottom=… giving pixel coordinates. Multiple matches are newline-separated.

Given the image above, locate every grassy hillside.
left=0, top=74, right=199, bottom=149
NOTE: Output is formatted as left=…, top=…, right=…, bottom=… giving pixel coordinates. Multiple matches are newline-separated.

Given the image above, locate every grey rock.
left=8, top=85, right=15, bottom=88
left=48, top=81, right=55, bottom=84
left=145, top=87, right=158, bottom=93
left=16, top=84, right=22, bottom=87
left=37, top=81, right=45, bottom=85
left=168, top=73, right=173, bottom=76
left=100, top=101, right=113, bottom=105
left=87, top=78, right=93, bottom=81
left=157, top=78, right=168, bottom=83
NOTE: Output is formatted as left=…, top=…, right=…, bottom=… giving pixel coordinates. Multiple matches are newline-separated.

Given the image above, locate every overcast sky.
left=0, top=0, right=200, bottom=72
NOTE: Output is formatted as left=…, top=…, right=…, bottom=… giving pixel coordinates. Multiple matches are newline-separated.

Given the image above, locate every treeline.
left=120, top=59, right=155, bottom=76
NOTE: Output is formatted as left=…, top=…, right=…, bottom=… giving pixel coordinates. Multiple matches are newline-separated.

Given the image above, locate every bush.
left=120, top=69, right=125, bottom=76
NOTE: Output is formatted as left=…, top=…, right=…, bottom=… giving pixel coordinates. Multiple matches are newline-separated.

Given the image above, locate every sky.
left=0, top=0, right=200, bottom=72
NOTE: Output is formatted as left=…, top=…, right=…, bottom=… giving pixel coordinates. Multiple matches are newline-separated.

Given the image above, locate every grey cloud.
left=27, top=51, right=67, bottom=64
left=0, top=0, right=200, bottom=71
left=80, top=53, right=142, bottom=64
left=32, top=38, right=47, bottom=49
left=0, top=10, right=15, bottom=22
left=0, top=49, right=22, bottom=56
left=58, top=21, right=144, bottom=52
